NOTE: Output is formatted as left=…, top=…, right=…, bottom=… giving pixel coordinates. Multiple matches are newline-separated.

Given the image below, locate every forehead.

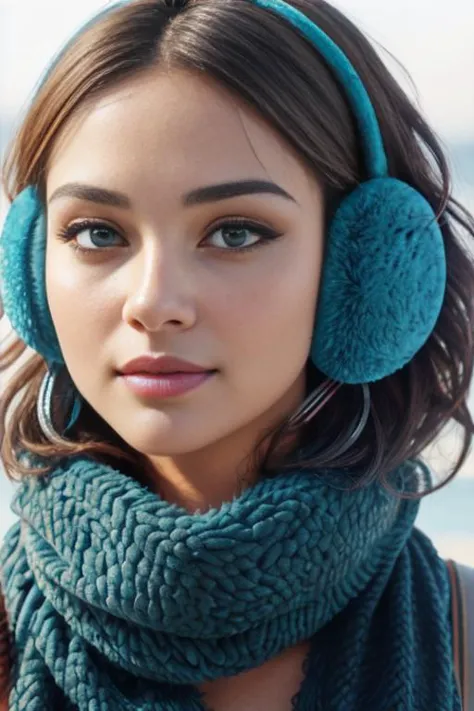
left=46, top=68, right=316, bottom=201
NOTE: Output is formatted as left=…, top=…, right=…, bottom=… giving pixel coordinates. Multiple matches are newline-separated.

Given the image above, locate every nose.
left=121, top=243, right=197, bottom=334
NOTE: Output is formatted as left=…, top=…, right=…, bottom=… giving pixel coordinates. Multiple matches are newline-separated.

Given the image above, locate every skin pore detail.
left=45, top=66, right=326, bottom=515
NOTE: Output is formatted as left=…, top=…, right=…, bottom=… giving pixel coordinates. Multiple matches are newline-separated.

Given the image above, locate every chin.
left=111, top=420, right=227, bottom=458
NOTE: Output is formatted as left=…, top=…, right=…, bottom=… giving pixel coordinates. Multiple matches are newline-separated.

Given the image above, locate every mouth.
left=119, top=370, right=218, bottom=398
left=118, top=354, right=216, bottom=376
left=123, top=369, right=217, bottom=375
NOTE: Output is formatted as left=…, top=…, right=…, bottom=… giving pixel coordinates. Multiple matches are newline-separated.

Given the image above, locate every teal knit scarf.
left=0, top=456, right=461, bottom=710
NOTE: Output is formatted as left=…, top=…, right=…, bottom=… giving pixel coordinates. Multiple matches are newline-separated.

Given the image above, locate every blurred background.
left=1, top=0, right=473, bottom=560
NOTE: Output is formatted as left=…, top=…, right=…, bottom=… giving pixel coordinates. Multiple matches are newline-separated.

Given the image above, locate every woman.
left=0, top=0, right=473, bottom=708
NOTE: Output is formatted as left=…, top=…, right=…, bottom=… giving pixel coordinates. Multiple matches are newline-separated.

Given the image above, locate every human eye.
left=56, top=220, right=125, bottom=255
left=202, top=217, right=283, bottom=253
left=55, top=217, right=284, bottom=258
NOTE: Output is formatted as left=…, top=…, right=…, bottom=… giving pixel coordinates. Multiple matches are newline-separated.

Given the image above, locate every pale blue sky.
left=0, top=0, right=473, bottom=141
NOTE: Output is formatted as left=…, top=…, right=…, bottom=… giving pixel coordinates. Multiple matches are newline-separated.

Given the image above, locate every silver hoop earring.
left=334, top=382, right=371, bottom=457
left=36, top=364, right=82, bottom=445
left=288, top=379, right=371, bottom=455
left=288, top=378, right=343, bottom=428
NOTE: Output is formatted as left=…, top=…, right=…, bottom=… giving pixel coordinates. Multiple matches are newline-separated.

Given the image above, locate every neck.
left=145, top=378, right=305, bottom=513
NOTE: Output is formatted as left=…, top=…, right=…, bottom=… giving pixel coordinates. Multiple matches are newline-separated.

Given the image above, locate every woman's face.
left=45, top=68, right=325, bottom=472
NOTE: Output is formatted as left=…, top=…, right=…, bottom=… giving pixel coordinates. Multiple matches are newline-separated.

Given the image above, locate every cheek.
left=212, top=246, right=323, bottom=370
left=45, top=249, right=114, bottom=360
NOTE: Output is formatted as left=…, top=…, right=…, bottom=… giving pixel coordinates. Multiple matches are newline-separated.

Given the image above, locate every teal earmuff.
left=0, top=0, right=447, bottom=385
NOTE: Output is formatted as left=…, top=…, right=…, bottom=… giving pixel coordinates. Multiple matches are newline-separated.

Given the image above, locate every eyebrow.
left=48, top=179, right=298, bottom=208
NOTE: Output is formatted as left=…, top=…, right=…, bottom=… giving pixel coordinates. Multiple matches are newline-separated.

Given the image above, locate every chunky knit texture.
left=0, top=456, right=461, bottom=710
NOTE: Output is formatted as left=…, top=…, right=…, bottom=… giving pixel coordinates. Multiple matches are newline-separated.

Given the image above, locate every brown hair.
left=1, top=0, right=473, bottom=494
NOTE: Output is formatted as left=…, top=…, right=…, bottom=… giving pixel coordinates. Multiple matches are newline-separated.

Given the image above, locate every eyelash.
left=55, top=217, right=283, bottom=257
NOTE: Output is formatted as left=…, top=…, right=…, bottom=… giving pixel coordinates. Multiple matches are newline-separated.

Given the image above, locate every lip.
left=118, top=354, right=213, bottom=375
left=120, top=371, right=215, bottom=398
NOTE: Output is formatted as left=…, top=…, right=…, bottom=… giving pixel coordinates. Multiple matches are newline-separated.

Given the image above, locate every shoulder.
left=446, top=558, right=474, bottom=593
